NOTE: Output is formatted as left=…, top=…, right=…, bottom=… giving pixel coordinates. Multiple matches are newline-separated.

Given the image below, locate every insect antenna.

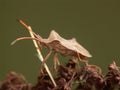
left=11, top=37, right=40, bottom=45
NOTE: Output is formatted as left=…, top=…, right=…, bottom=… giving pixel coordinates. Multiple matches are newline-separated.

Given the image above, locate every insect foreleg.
left=40, top=50, right=52, bottom=69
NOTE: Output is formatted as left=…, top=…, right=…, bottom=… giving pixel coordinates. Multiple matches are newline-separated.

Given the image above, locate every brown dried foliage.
left=0, top=61, right=120, bottom=90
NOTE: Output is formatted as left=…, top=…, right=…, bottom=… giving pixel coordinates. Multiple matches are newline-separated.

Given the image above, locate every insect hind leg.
left=76, top=52, right=88, bottom=66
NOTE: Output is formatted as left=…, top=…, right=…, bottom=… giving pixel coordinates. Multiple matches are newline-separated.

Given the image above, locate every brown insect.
left=12, top=20, right=92, bottom=69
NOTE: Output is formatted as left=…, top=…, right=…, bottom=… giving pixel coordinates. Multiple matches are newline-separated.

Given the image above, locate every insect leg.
left=77, top=52, right=88, bottom=66
left=40, top=50, right=52, bottom=69
left=53, top=52, right=60, bottom=70
left=71, top=56, right=81, bottom=71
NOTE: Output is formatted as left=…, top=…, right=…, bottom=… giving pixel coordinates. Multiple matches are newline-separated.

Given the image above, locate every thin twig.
left=18, top=19, right=57, bottom=87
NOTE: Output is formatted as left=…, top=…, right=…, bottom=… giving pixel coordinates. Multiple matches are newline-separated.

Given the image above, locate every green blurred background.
left=0, top=0, right=120, bottom=83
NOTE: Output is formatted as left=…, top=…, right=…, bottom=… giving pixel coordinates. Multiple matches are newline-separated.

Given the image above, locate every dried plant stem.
left=19, top=20, right=57, bottom=87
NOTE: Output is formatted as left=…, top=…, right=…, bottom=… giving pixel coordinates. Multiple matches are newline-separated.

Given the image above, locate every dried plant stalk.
left=17, top=20, right=57, bottom=87
left=28, top=26, right=57, bottom=87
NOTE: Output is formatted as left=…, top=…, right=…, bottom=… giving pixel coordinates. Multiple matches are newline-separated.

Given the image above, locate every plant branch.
left=18, top=19, right=57, bottom=87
